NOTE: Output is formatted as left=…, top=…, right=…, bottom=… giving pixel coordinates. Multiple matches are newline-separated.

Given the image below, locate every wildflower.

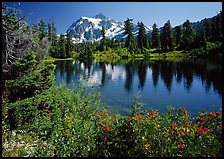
left=104, top=137, right=107, bottom=144
left=48, top=110, right=52, bottom=114
left=43, top=103, right=47, bottom=109
left=61, top=104, right=64, bottom=109
left=145, top=143, right=152, bottom=152
left=200, top=118, right=205, bottom=123
left=17, top=97, right=21, bottom=101
left=151, top=111, right=157, bottom=117
left=70, top=117, right=74, bottom=122
left=137, top=114, right=141, bottom=120
left=178, top=144, right=185, bottom=150
left=98, top=120, right=101, bottom=123
left=128, top=116, right=132, bottom=121
left=215, top=112, right=221, bottom=115
left=95, top=112, right=100, bottom=117
left=105, top=125, right=110, bottom=132
left=171, top=123, right=177, bottom=127
left=177, top=154, right=182, bottom=157
left=197, top=127, right=204, bottom=133
left=103, top=111, right=109, bottom=118
left=208, top=113, right=214, bottom=117
left=203, top=127, right=208, bottom=131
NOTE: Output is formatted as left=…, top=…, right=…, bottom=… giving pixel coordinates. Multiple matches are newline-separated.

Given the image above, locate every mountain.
left=66, top=13, right=152, bottom=43
left=66, top=13, right=221, bottom=44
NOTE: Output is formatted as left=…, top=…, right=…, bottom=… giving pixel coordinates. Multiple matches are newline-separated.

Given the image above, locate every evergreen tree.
left=174, top=26, right=183, bottom=46
left=2, top=3, right=38, bottom=72
left=124, top=18, right=134, bottom=50
left=151, top=23, right=160, bottom=49
left=203, top=18, right=211, bottom=41
left=47, top=23, right=52, bottom=42
left=100, top=26, right=106, bottom=51
left=38, top=19, right=47, bottom=40
left=137, top=22, right=148, bottom=52
left=59, top=34, right=66, bottom=58
left=166, top=20, right=174, bottom=50
left=65, top=33, right=73, bottom=57
left=182, top=19, right=194, bottom=49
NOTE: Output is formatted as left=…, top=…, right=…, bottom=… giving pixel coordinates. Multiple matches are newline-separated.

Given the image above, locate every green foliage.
left=181, top=19, right=195, bottom=50
left=11, top=51, right=38, bottom=77
left=124, top=18, right=135, bottom=50
left=38, top=19, right=47, bottom=40
left=6, top=61, right=56, bottom=101
left=137, top=22, right=148, bottom=52
left=151, top=23, right=160, bottom=49
left=2, top=87, right=222, bottom=157
left=160, top=20, right=175, bottom=51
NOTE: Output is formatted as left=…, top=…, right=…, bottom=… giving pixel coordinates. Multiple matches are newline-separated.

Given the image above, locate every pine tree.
left=182, top=19, right=194, bottom=49
left=151, top=23, right=160, bottom=49
left=203, top=18, right=211, bottom=41
left=100, top=26, right=106, bottom=51
left=124, top=18, right=134, bottom=50
left=174, top=26, right=183, bottom=46
left=59, top=34, right=66, bottom=58
left=47, top=23, right=52, bottom=42
left=65, top=33, right=73, bottom=58
left=137, top=22, right=148, bottom=52
left=2, top=3, right=38, bottom=72
left=38, top=19, right=47, bottom=40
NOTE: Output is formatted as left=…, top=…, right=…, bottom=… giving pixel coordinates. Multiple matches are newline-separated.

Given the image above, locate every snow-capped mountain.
left=66, top=13, right=152, bottom=43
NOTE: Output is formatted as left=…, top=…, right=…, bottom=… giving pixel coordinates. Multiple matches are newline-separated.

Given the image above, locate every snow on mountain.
left=66, top=14, right=152, bottom=43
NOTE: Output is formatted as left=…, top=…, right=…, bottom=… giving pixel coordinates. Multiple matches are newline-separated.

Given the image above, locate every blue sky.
left=3, top=2, right=222, bottom=34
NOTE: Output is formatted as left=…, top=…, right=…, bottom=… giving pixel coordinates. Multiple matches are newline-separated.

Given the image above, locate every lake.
left=54, top=58, right=222, bottom=116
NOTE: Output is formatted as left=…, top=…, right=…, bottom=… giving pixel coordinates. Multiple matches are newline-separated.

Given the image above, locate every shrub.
left=2, top=85, right=222, bottom=157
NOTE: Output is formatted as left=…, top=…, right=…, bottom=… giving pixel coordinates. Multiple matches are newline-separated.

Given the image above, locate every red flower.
left=103, top=112, right=109, bottom=118
left=70, top=117, right=74, bottom=122
left=197, top=127, right=204, bottom=133
left=208, top=113, right=214, bottom=117
left=171, top=123, right=177, bottom=127
left=105, top=125, right=110, bottom=132
left=137, top=114, right=141, bottom=120
left=203, top=127, right=208, bottom=131
left=98, top=120, right=101, bottom=123
left=61, top=104, right=64, bottom=108
left=104, top=137, right=107, bottom=144
left=178, top=144, right=185, bottom=150
left=200, top=118, right=205, bottom=123
left=151, top=111, right=157, bottom=117
left=215, top=112, right=221, bottom=115
left=128, top=116, right=132, bottom=120
left=95, top=112, right=100, bottom=117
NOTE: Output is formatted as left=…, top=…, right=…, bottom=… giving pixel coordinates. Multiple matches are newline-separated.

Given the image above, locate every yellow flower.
left=177, top=154, right=182, bottom=157
left=145, top=143, right=152, bottom=152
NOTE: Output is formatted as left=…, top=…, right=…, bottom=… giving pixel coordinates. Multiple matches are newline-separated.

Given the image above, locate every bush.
left=2, top=85, right=222, bottom=157
left=5, top=61, right=56, bottom=102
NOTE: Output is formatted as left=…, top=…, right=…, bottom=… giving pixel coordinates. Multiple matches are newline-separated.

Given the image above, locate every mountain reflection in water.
left=55, top=58, right=222, bottom=116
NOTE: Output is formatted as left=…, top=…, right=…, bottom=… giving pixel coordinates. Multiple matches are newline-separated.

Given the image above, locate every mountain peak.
left=93, top=13, right=107, bottom=20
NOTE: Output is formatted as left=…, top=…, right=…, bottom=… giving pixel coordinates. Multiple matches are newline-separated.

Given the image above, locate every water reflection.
left=55, top=58, right=222, bottom=115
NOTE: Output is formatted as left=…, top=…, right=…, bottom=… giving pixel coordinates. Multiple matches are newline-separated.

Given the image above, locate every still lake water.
left=54, top=58, right=222, bottom=116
